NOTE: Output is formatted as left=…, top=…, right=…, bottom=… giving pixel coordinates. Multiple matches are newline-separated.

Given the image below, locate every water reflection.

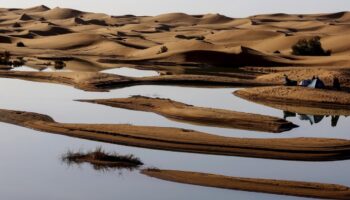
left=283, top=111, right=344, bottom=127
left=101, top=67, right=159, bottom=77
left=11, top=65, right=71, bottom=72
left=61, top=147, right=143, bottom=173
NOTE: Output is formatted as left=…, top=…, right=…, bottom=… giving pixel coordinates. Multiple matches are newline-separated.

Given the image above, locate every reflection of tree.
left=283, top=111, right=296, bottom=119
left=283, top=111, right=341, bottom=127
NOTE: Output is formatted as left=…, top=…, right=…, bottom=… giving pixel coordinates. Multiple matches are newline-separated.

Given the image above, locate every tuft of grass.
left=61, top=147, right=143, bottom=171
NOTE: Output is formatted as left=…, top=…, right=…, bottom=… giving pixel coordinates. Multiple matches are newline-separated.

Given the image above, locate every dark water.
left=0, top=72, right=349, bottom=200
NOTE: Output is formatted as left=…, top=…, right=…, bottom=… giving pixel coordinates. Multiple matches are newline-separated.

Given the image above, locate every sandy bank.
left=0, top=71, right=275, bottom=91
left=142, top=169, right=350, bottom=200
left=234, top=86, right=350, bottom=111
left=2, top=109, right=350, bottom=161
left=79, top=96, right=297, bottom=133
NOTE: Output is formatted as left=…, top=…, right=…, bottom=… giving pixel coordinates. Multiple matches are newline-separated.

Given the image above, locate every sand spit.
left=142, top=169, right=350, bottom=200
left=79, top=96, right=297, bottom=133
left=0, top=71, right=275, bottom=91
left=234, top=86, right=350, bottom=112
left=2, top=108, right=350, bottom=161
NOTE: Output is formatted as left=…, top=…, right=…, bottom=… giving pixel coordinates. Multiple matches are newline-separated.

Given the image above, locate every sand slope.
left=0, top=6, right=350, bottom=67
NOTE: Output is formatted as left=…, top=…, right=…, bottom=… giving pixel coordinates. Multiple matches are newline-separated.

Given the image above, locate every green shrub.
left=292, top=36, right=331, bottom=56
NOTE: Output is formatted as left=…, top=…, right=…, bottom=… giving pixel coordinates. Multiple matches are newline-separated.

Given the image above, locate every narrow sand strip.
left=234, top=86, right=350, bottom=111
left=2, top=109, right=350, bottom=161
left=0, top=71, right=275, bottom=91
left=142, top=169, right=350, bottom=200
left=78, top=96, right=297, bottom=133
left=0, top=71, right=271, bottom=91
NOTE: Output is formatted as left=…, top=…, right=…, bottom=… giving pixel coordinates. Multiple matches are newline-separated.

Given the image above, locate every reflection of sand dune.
left=142, top=169, right=350, bottom=200
left=1, top=108, right=350, bottom=161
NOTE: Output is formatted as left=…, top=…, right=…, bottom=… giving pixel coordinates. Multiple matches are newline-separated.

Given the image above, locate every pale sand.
left=2, top=108, right=350, bottom=161
left=142, top=169, right=350, bottom=200
left=79, top=96, right=297, bottom=133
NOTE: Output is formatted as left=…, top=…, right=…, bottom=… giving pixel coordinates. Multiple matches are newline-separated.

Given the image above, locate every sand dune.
left=0, top=6, right=349, bottom=68
left=22, top=33, right=101, bottom=49
left=142, top=13, right=198, bottom=24
left=21, top=5, right=50, bottom=13
left=198, top=14, right=233, bottom=24
left=40, top=7, right=83, bottom=20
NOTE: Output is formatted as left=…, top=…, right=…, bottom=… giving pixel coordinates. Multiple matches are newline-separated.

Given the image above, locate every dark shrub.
left=292, top=36, right=331, bottom=56
left=0, top=51, right=10, bottom=63
left=16, top=42, right=25, bottom=47
left=12, top=57, right=26, bottom=67
left=54, top=60, right=66, bottom=70
left=157, top=46, right=168, bottom=54
left=12, top=22, right=21, bottom=28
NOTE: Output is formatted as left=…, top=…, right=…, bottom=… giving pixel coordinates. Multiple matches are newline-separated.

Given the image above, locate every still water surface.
left=0, top=74, right=349, bottom=200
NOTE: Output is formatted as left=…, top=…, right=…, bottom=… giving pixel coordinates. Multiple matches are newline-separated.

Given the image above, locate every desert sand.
left=2, top=108, right=350, bottom=161
left=79, top=96, right=297, bottom=132
left=142, top=169, right=350, bottom=200
left=1, top=6, right=350, bottom=72
left=2, top=5, right=350, bottom=198
left=0, top=70, right=275, bottom=91
left=234, top=86, right=350, bottom=112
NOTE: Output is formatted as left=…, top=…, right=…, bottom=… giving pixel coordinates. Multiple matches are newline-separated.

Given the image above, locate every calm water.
left=0, top=69, right=350, bottom=200
left=101, top=67, right=159, bottom=77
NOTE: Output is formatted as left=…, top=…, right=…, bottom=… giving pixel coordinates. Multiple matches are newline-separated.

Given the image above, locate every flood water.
left=0, top=67, right=350, bottom=200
